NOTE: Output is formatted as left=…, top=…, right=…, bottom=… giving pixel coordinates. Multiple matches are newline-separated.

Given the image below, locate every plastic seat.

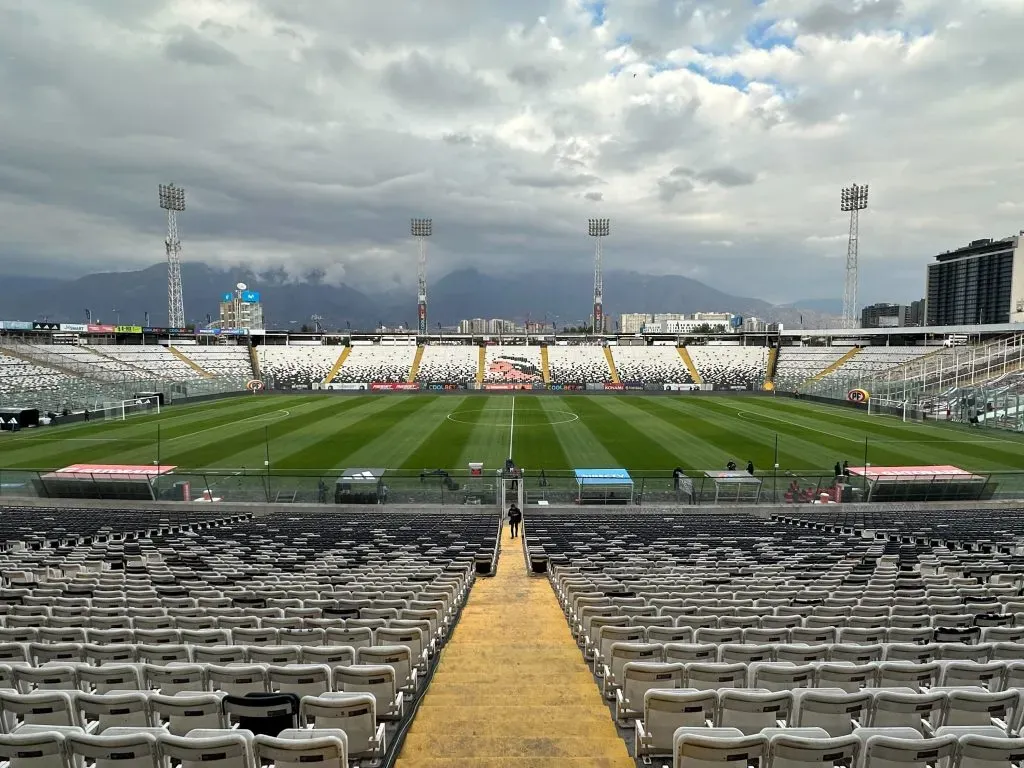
left=267, top=664, right=332, bottom=699
left=66, top=731, right=157, bottom=768
left=635, top=689, right=717, bottom=759
left=718, top=689, right=793, bottom=735
left=156, top=731, right=253, bottom=768
left=333, top=664, right=403, bottom=718
left=765, top=733, right=860, bottom=768
left=253, top=732, right=347, bottom=768
left=0, top=690, right=79, bottom=730
left=142, top=663, right=205, bottom=695
left=614, top=662, right=684, bottom=723
left=860, top=734, right=956, bottom=768
left=76, top=691, right=153, bottom=733
left=792, top=689, right=871, bottom=736
left=673, top=731, right=767, bottom=768
left=0, top=731, right=69, bottom=768
left=298, top=693, right=385, bottom=761
left=222, top=692, right=299, bottom=737
left=150, top=692, right=226, bottom=736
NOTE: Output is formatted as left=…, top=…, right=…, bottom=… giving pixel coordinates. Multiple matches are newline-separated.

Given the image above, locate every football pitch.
left=1, top=393, right=1023, bottom=476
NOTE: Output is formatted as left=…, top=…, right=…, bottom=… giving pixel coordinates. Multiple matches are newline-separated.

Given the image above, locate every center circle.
left=446, top=407, right=579, bottom=427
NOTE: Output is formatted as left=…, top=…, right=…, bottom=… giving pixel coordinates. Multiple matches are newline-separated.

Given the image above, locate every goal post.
left=102, top=396, right=162, bottom=421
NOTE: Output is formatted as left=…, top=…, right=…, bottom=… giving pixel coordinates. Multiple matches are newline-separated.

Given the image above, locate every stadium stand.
left=414, top=344, right=480, bottom=384
left=333, top=345, right=414, bottom=383
left=174, top=345, right=253, bottom=379
left=258, top=346, right=340, bottom=388
left=91, top=346, right=207, bottom=380
left=831, top=346, right=933, bottom=377
left=611, top=345, right=694, bottom=384
left=23, top=345, right=147, bottom=377
left=547, top=344, right=613, bottom=383
left=773, top=347, right=851, bottom=390
left=688, top=345, right=768, bottom=387
left=525, top=509, right=1024, bottom=764
left=482, top=345, right=545, bottom=383
left=0, top=354, right=76, bottom=399
left=0, top=507, right=499, bottom=766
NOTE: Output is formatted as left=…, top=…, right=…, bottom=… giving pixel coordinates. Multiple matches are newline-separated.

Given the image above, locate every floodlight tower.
left=159, top=183, right=186, bottom=328
left=840, top=183, right=868, bottom=329
left=588, top=218, right=610, bottom=333
left=411, top=218, right=432, bottom=335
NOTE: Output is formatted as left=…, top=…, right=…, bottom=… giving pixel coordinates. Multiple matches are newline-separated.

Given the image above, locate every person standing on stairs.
left=508, top=503, right=522, bottom=538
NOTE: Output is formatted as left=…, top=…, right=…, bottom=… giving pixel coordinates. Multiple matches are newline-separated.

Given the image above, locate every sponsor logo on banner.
left=425, top=383, right=461, bottom=391
left=325, top=382, right=368, bottom=391
left=33, top=321, right=60, bottom=331
left=115, top=325, right=143, bottom=334
left=483, top=383, right=533, bottom=391
left=246, top=379, right=264, bottom=392
left=370, top=382, right=420, bottom=391
left=847, top=388, right=870, bottom=403
left=142, top=327, right=168, bottom=333
left=60, top=323, right=88, bottom=332
left=221, top=292, right=233, bottom=303
left=241, top=290, right=260, bottom=303
left=0, top=321, right=33, bottom=330
left=604, top=383, right=624, bottom=390
left=88, top=324, right=116, bottom=333
left=548, top=383, right=584, bottom=391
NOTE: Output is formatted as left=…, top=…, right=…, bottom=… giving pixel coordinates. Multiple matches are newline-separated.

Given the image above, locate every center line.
left=508, top=395, right=515, bottom=460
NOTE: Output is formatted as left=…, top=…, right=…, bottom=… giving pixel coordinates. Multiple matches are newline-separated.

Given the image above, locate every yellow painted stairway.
left=476, top=346, right=486, bottom=385
left=540, top=346, right=551, bottom=385
left=168, top=346, right=214, bottom=378
left=763, top=347, right=778, bottom=391
left=603, top=347, right=620, bottom=384
left=809, top=347, right=861, bottom=382
left=394, top=526, right=633, bottom=768
left=408, top=345, right=425, bottom=383
left=323, top=346, right=351, bottom=384
left=678, top=346, right=702, bottom=384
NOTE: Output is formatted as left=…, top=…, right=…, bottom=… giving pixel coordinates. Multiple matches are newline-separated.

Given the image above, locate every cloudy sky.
left=1, top=0, right=1022, bottom=305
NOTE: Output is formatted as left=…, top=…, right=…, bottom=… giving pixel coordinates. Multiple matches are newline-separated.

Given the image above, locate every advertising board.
left=370, top=382, right=420, bottom=391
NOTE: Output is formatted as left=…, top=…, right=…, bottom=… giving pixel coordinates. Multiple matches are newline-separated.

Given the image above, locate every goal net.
left=866, top=397, right=947, bottom=422
left=102, top=396, right=162, bottom=421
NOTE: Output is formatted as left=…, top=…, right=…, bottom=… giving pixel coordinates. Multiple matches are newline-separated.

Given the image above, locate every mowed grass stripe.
left=0, top=396, right=304, bottom=469
left=537, top=396, right=618, bottom=469
left=509, top=398, right=570, bottom=471
left=615, top=396, right=799, bottom=471
left=328, top=396, right=452, bottom=469
left=696, top=397, right=1024, bottom=472
left=753, top=398, right=1024, bottom=470
left=401, top=397, right=487, bottom=470
left=238, top=396, right=430, bottom=471
left=456, top=396, right=513, bottom=468
left=159, top=397, right=355, bottom=468
left=561, top=397, right=679, bottom=470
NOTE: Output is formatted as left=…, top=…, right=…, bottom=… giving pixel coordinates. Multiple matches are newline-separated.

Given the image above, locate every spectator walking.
left=842, top=460, right=850, bottom=477
left=726, top=460, right=737, bottom=471
left=834, top=461, right=842, bottom=479
left=746, top=461, right=754, bottom=475
left=508, top=503, right=522, bottom=538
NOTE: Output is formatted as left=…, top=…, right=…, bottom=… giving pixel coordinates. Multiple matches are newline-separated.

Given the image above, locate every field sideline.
left=0, top=393, right=1023, bottom=474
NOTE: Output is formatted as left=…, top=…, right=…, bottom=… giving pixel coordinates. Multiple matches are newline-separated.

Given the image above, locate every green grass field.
left=1, top=393, right=1023, bottom=475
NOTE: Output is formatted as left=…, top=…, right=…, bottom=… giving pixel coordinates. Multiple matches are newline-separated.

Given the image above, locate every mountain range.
left=0, top=262, right=843, bottom=330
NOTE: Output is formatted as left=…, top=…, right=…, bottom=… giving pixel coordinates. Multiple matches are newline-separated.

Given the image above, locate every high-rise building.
left=926, top=235, right=1024, bottom=326
left=909, top=299, right=925, bottom=326
left=219, top=283, right=264, bottom=330
left=619, top=313, right=651, bottom=334
left=861, top=302, right=911, bottom=328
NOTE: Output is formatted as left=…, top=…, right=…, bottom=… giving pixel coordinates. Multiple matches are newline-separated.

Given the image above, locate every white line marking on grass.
left=509, top=396, right=515, bottom=459
left=734, top=408, right=865, bottom=444
left=445, top=408, right=578, bottom=427
left=161, top=408, right=295, bottom=444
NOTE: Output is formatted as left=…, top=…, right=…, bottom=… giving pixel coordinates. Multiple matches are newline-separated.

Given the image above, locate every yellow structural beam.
left=540, top=346, right=551, bottom=385
left=323, top=346, right=351, bottom=384
left=678, top=346, right=702, bottom=384
left=476, top=346, right=486, bottom=385
left=809, top=347, right=861, bottom=382
left=168, top=346, right=214, bottom=378
left=408, top=345, right=425, bottom=383
left=393, top=525, right=634, bottom=768
left=603, top=347, right=620, bottom=384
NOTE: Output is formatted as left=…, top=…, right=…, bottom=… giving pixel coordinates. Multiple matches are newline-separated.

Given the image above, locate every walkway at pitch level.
left=394, top=525, right=634, bottom=768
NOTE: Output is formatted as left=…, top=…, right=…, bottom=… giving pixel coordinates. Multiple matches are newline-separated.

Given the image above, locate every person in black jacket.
left=508, top=504, right=522, bottom=538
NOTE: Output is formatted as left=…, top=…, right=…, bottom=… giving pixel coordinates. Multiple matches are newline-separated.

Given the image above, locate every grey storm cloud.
left=0, top=0, right=1022, bottom=306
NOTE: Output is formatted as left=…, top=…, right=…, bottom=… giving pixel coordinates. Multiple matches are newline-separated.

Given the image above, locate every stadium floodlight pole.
left=840, top=183, right=868, bottom=329
left=411, top=218, right=432, bottom=335
left=588, top=218, right=610, bottom=333
left=159, top=183, right=187, bottom=328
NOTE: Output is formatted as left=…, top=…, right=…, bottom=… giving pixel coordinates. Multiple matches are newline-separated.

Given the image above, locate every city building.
left=458, top=318, right=488, bottom=334
left=861, top=302, right=913, bottom=328
left=926, top=235, right=1024, bottom=326
left=619, top=313, right=650, bottom=334
left=219, top=283, right=264, bottom=330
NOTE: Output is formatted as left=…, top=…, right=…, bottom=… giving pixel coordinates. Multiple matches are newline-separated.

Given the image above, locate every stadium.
left=2, top=312, right=1024, bottom=767
left=4, top=2, right=1024, bottom=764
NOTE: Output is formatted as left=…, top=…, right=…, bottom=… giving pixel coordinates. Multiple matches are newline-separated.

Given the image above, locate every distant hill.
left=0, top=262, right=842, bottom=330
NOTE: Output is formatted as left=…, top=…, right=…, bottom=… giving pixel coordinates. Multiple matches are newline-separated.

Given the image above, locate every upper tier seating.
left=831, top=346, right=934, bottom=379
left=525, top=510, right=1024, bottom=762
left=415, top=345, right=479, bottom=384
left=174, top=346, right=253, bottom=379
left=24, top=345, right=143, bottom=377
left=688, top=346, right=768, bottom=387
left=93, top=346, right=206, bottom=380
left=0, top=354, right=76, bottom=398
left=482, top=345, right=544, bottom=383
left=334, top=346, right=414, bottom=384
left=258, top=347, right=341, bottom=388
left=612, top=346, right=694, bottom=384
left=547, top=345, right=612, bottom=383
left=773, top=347, right=850, bottom=390
left=0, top=508, right=498, bottom=764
